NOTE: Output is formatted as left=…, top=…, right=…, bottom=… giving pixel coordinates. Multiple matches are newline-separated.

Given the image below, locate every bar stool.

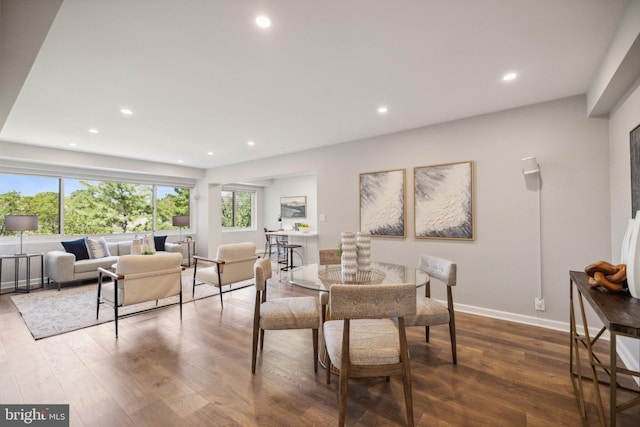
left=278, top=242, right=303, bottom=271
left=263, top=228, right=279, bottom=258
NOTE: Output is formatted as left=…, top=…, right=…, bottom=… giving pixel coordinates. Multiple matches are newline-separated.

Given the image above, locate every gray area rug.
left=11, top=275, right=253, bottom=340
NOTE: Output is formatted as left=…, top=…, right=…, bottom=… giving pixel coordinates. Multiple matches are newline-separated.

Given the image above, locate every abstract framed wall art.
left=414, top=160, right=474, bottom=240
left=280, top=196, right=307, bottom=218
left=359, top=169, right=406, bottom=237
left=631, top=123, right=640, bottom=217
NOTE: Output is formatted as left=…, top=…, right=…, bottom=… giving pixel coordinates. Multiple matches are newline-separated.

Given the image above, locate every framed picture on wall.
left=359, top=168, right=406, bottom=237
left=414, top=160, right=474, bottom=240
left=631, top=123, right=640, bottom=217
left=280, top=196, right=307, bottom=218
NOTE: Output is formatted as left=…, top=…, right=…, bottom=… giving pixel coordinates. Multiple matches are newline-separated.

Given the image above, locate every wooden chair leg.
left=313, top=328, right=318, bottom=373
left=326, top=359, right=331, bottom=384
left=402, top=357, right=415, bottom=426
left=399, top=318, right=414, bottom=426
left=425, top=325, right=430, bottom=342
left=449, top=313, right=457, bottom=364
left=338, top=370, right=349, bottom=427
left=260, top=329, right=265, bottom=349
left=251, top=323, right=260, bottom=374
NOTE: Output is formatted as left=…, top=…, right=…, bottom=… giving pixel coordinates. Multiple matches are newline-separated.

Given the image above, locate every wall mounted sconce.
left=521, top=156, right=540, bottom=175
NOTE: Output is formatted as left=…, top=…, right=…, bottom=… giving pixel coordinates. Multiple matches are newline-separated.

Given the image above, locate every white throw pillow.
left=86, top=237, right=111, bottom=259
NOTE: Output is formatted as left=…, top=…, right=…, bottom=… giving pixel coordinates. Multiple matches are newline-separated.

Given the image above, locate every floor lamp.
left=5, top=215, right=38, bottom=255
left=172, top=215, right=189, bottom=242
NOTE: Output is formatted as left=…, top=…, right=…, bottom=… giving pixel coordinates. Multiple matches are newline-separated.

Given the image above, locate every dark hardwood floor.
left=1, top=271, right=639, bottom=426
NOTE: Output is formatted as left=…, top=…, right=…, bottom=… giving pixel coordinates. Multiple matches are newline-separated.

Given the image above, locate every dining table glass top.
left=285, top=261, right=427, bottom=292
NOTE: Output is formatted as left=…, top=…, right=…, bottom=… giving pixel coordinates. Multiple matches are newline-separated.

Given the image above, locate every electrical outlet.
left=535, top=298, right=546, bottom=311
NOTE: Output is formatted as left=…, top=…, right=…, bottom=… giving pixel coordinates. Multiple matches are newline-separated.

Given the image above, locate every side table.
left=0, top=253, right=44, bottom=293
left=180, top=240, right=195, bottom=267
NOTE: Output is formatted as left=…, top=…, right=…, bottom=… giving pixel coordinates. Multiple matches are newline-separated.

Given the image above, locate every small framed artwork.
left=414, top=160, right=474, bottom=240
left=630, top=123, right=640, bottom=217
left=280, top=196, right=307, bottom=218
left=359, top=168, right=406, bottom=237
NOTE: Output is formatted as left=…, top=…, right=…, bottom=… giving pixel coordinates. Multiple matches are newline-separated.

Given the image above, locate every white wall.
left=264, top=175, right=317, bottom=231
left=198, top=95, right=610, bottom=327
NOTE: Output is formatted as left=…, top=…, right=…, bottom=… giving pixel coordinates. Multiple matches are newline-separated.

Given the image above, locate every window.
left=0, top=173, right=60, bottom=235
left=0, top=172, right=191, bottom=236
left=64, top=179, right=153, bottom=234
left=222, top=189, right=254, bottom=229
left=156, top=186, right=191, bottom=230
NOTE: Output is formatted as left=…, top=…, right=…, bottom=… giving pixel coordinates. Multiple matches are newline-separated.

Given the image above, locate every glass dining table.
left=285, top=261, right=427, bottom=374
left=286, top=261, right=428, bottom=292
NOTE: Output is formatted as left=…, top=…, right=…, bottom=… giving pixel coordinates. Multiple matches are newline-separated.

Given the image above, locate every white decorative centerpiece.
left=624, top=214, right=640, bottom=298
left=357, top=231, right=371, bottom=272
left=341, top=232, right=357, bottom=282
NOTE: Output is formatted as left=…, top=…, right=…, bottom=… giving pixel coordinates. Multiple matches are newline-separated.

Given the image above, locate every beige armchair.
left=323, top=283, right=416, bottom=427
left=403, top=255, right=458, bottom=363
left=96, top=252, right=184, bottom=337
left=251, top=258, right=320, bottom=374
left=192, top=242, right=259, bottom=308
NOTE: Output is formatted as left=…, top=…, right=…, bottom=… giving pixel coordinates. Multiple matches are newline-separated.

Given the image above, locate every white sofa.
left=45, top=239, right=183, bottom=290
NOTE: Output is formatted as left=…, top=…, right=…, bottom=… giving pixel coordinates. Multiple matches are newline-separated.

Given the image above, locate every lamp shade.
left=5, top=215, right=38, bottom=231
left=172, top=215, right=189, bottom=227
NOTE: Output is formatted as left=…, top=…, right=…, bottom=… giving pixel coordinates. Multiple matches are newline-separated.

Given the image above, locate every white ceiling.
left=0, top=0, right=631, bottom=169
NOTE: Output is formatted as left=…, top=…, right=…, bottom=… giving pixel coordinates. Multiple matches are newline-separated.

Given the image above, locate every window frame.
left=221, top=187, right=256, bottom=231
left=0, top=171, right=193, bottom=239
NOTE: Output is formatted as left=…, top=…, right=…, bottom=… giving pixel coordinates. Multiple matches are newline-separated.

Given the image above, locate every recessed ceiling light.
left=207, top=152, right=214, bottom=156
left=502, top=72, right=517, bottom=81
left=120, top=108, right=133, bottom=115
left=247, top=141, right=255, bottom=146
left=256, top=16, right=271, bottom=28
left=378, top=106, right=388, bottom=114
left=69, top=143, right=77, bottom=147
left=178, top=160, right=183, bottom=163
left=88, top=129, right=99, bottom=134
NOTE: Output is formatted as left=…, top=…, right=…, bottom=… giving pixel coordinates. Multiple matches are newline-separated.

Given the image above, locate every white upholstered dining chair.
left=323, top=283, right=416, bottom=427
left=251, top=258, right=321, bottom=374
left=403, top=254, right=458, bottom=363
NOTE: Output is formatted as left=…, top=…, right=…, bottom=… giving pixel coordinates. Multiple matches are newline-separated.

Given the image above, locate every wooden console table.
left=569, top=270, right=640, bottom=426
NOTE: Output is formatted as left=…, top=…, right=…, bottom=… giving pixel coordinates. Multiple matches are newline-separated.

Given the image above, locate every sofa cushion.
left=74, top=256, right=119, bottom=273
left=107, top=242, right=119, bottom=255
left=61, top=238, right=90, bottom=261
left=154, top=235, right=167, bottom=251
left=118, top=241, right=132, bottom=255
left=86, top=237, right=111, bottom=259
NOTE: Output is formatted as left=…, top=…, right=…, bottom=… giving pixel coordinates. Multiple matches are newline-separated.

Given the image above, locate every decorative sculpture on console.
left=584, top=260, right=627, bottom=292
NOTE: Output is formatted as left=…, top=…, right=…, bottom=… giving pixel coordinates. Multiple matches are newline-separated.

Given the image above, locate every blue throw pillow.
left=61, top=238, right=90, bottom=261
left=154, top=235, right=167, bottom=251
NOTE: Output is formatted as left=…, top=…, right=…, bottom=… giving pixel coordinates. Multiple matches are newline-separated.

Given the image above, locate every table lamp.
left=172, top=215, right=189, bottom=242
left=5, top=215, right=38, bottom=254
